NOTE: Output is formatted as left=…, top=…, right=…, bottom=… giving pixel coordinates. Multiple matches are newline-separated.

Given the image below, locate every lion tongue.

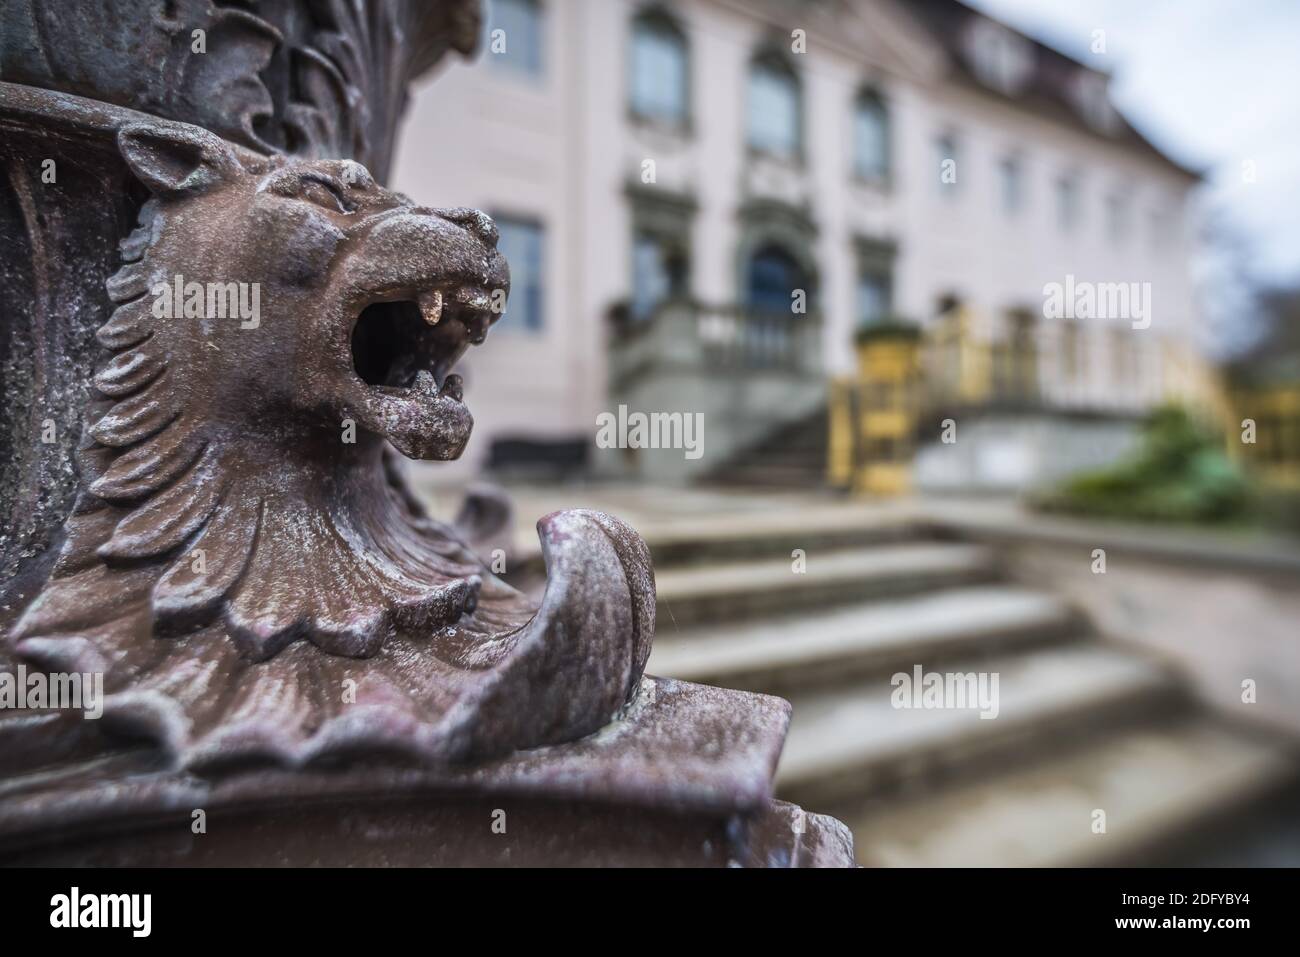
left=413, top=370, right=438, bottom=394
left=411, top=370, right=462, bottom=402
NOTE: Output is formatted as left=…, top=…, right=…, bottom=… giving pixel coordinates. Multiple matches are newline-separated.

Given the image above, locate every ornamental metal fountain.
left=0, top=0, right=852, bottom=866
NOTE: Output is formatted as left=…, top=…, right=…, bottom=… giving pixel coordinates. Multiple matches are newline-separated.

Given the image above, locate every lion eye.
left=300, top=177, right=354, bottom=214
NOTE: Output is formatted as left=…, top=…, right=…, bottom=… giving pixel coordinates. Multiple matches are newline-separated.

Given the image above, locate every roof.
left=898, top=0, right=1203, bottom=179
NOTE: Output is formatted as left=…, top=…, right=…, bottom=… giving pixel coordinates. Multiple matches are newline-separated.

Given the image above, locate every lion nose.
left=431, top=207, right=499, bottom=249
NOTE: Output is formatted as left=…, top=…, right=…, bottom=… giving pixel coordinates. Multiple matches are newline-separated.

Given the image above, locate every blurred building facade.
left=392, top=0, right=1212, bottom=489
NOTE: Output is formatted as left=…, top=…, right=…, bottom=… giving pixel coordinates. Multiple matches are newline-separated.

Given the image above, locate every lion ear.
left=118, top=123, right=241, bottom=198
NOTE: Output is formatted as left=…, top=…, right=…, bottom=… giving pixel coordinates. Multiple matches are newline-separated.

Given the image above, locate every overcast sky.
left=966, top=0, right=1300, bottom=286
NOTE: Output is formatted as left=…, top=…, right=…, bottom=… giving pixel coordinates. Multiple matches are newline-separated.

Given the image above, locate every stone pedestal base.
left=0, top=677, right=854, bottom=867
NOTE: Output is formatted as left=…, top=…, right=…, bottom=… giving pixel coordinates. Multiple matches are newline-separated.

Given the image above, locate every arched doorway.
left=746, top=243, right=806, bottom=314
left=744, top=242, right=810, bottom=367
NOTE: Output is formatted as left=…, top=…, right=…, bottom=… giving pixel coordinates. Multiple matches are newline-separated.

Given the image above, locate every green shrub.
left=1035, top=405, right=1254, bottom=524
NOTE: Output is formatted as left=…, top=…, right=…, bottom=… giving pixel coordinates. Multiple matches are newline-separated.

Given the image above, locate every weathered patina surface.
left=1, top=0, right=481, bottom=589
left=0, top=0, right=480, bottom=177
left=0, top=0, right=853, bottom=866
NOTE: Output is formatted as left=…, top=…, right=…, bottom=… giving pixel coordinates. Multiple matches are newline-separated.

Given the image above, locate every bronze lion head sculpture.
left=11, top=120, right=653, bottom=768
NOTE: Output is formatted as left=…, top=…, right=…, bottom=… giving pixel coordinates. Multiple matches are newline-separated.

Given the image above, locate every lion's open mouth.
left=344, top=284, right=498, bottom=460
left=350, top=286, right=495, bottom=401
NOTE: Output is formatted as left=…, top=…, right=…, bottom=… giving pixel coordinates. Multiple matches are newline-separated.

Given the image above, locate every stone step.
left=706, top=464, right=827, bottom=489
left=655, top=542, right=995, bottom=627
left=505, top=501, right=922, bottom=577
left=836, top=718, right=1298, bottom=867
left=776, top=643, right=1180, bottom=807
left=644, top=508, right=921, bottom=566
left=649, top=585, right=1077, bottom=694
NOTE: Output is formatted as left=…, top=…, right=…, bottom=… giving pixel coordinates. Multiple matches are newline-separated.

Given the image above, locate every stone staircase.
left=704, top=406, right=829, bottom=489
left=645, top=512, right=1298, bottom=866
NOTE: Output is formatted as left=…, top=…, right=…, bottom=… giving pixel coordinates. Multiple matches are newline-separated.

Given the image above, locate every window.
left=855, top=237, right=895, bottom=328
left=1149, top=205, right=1175, bottom=246
left=934, top=295, right=965, bottom=392
left=936, top=133, right=959, bottom=195
left=1111, top=327, right=1135, bottom=385
left=632, top=233, right=669, bottom=321
left=495, top=217, right=544, bottom=332
left=631, top=230, right=687, bottom=321
left=746, top=244, right=806, bottom=315
left=857, top=271, right=891, bottom=328
left=999, top=155, right=1022, bottom=215
left=1106, top=191, right=1128, bottom=241
left=968, top=19, right=1034, bottom=95
left=853, top=89, right=890, bottom=181
left=1056, top=174, right=1079, bottom=231
left=994, top=309, right=1038, bottom=401
left=630, top=11, right=688, bottom=126
left=748, top=55, right=801, bottom=159
left=1072, top=72, right=1119, bottom=134
left=487, top=0, right=543, bottom=76
left=1061, top=319, right=1082, bottom=382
